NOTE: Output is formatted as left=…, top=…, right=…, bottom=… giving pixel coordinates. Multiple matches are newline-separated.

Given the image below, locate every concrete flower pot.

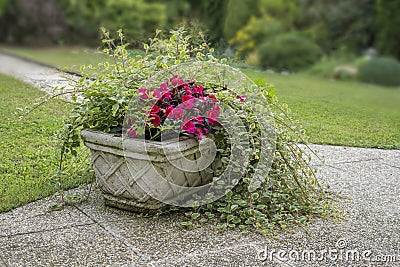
left=81, top=129, right=218, bottom=212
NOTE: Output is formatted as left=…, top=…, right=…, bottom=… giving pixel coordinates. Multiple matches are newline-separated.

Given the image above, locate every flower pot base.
left=103, top=193, right=166, bottom=213
left=81, top=129, right=219, bottom=212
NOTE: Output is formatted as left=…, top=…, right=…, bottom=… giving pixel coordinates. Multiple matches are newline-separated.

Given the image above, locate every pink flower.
left=213, top=104, right=220, bottom=115
left=149, top=114, right=161, bottom=127
left=150, top=90, right=162, bottom=99
left=165, top=105, right=174, bottom=116
left=182, top=94, right=194, bottom=102
left=159, top=82, right=169, bottom=91
left=170, top=75, right=185, bottom=87
left=181, top=96, right=195, bottom=109
left=237, top=95, right=246, bottom=102
left=138, top=88, right=149, bottom=99
left=183, top=86, right=192, bottom=95
left=199, top=96, right=209, bottom=102
left=168, top=107, right=184, bottom=119
left=181, top=119, right=196, bottom=134
left=207, top=109, right=219, bottom=125
left=128, top=129, right=137, bottom=138
left=192, top=84, right=204, bottom=95
left=192, top=116, right=204, bottom=125
left=162, top=91, right=172, bottom=100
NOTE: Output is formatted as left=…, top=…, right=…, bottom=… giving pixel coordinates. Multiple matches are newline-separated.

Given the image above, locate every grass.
left=244, top=70, right=400, bottom=149
left=1, top=45, right=399, bottom=149
left=0, top=74, right=92, bottom=212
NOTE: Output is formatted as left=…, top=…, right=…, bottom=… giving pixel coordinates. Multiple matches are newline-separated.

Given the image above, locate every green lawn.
left=0, top=74, right=92, bottom=212
left=1, top=46, right=399, bottom=149
left=244, top=70, right=400, bottom=149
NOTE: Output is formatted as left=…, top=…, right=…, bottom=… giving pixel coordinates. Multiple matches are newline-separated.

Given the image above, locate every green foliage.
left=257, top=32, right=322, bottom=71
left=1, top=0, right=65, bottom=44
left=258, top=0, right=298, bottom=27
left=0, top=0, right=8, bottom=16
left=358, top=57, right=400, bottom=87
left=223, top=0, right=255, bottom=40
left=375, top=0, right=400, bottom=59
left=296, top=0, right=376, bottom=52
left=230, top=16, right=283, bottom=58
left=60, top=0, right=166, bottom=45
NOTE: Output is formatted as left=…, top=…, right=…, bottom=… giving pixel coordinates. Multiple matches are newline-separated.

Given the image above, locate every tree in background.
left=223, top=0, right=255, bottom=40
left=61, top=0, right=166, bottom=46
left=375, top=0, right=400, bottom=59
left=1, top=0, right=65, bottom=44
left=188, top=0, right=228, bottom=42
left=296, top=0, right=376, bottom=53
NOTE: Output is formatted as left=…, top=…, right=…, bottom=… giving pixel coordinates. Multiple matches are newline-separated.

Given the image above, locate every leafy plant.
left=358, top=56, right=400, bottom=87
left=31, top=27, right=338, bottom=233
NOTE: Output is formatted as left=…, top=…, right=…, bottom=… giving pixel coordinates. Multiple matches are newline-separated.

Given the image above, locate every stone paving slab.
left=0, top=145, right=399, bottom=266
left=0, top=224, right=138, bottom=267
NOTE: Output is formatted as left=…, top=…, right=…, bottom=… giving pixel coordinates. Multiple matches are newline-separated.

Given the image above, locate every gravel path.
left=0, top=53, right=399, bottom=267
left=0, top=52, right=76, bottom=97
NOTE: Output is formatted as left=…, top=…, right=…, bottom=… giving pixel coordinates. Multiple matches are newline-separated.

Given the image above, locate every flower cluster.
left=129, top=75, right=236, bottom=140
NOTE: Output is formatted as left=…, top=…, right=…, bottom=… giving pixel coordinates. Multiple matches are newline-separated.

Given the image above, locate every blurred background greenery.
left=1, top=0, right=400, bottom=86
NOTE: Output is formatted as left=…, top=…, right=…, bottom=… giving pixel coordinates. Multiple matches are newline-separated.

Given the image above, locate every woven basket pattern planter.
left=81, top=129, right=217, bottom=212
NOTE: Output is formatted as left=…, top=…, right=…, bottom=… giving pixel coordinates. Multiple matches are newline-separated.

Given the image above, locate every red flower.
left=192, top=116, right=204, bottom=125
left=168, top=107, right=184, bottom=119
left=192, top=84, right=204, bottom=95
left=165, top=105, right=174, bottom=116
left=150, top=105, right=160, bottom=114
left=207, top=109, right=219, bottom=125
left=208, top=94, right=217, bottom=102
left=159, top=82, right=169, bottom=91
left=181, top=119, right=196, bottom=134
left=162, top=91, right=172, bottom=100
left=181, top=95, right=195, bottom=109
left=170, top=75, right=185, bottom=87
left=213, top=104, right=220, bottom=115
left=149, top=114, right=161, bottom=127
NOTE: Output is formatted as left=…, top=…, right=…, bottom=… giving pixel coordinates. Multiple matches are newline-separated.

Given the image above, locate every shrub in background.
left=257, top=32, right=322, bottom=71
left=230, top=16, right=283, bottom=58
left=358, top=57, right=400, bottom=87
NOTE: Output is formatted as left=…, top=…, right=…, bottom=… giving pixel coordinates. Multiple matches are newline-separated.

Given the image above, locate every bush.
left=230, top=16, right=283, bottom=58
left=358, top=57, right=400, bottom=87
left=257, top=32, right=322, bottom=71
